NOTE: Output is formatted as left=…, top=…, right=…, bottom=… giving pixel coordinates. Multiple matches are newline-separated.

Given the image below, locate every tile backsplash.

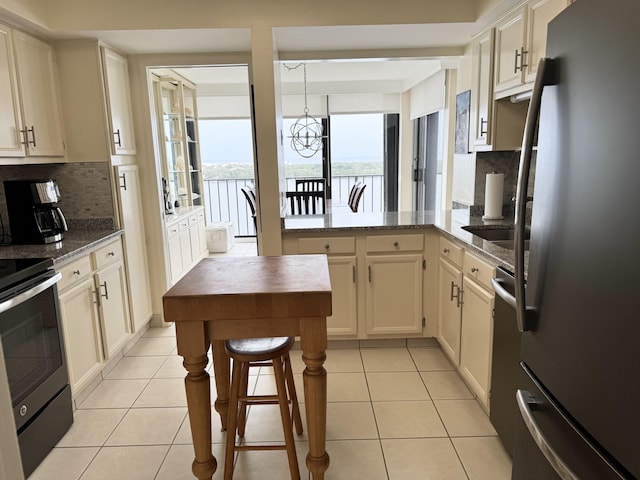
left=470, top=150, right=537, bottom=219
left=0, top=162, right=115, bottom=238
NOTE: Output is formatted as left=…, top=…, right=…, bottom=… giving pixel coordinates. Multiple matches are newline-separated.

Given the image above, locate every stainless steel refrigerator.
left=494, top=0, right=640, bottom=478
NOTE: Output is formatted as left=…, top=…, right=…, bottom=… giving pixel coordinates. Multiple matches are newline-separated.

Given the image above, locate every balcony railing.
left=203, top=175, right=384, bottom=237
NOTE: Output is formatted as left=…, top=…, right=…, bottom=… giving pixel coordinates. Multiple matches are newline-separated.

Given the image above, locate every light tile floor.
left=29, top=239, right=512, bottom=479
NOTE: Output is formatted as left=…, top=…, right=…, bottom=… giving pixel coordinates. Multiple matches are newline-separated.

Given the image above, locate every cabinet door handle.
left=114, top=129, right=122, bottom=147
left=368, top=265, right=372, bottom=282
left=515, top=47, right=529, bottom=72
left=19, top=128, right=29, bottom=146
left=450, top=281, right=462, bottom=307
left=119, top=173, right=127, bottom=191
left=100, top=281, right=109, bottom=300
left=352, top=265, right=356, bottom=283
left=480, top=118, right=488, bottom=136
left=28, top=126, right=36, bottom=147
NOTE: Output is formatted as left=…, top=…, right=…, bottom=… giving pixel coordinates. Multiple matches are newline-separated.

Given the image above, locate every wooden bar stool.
left=224, top=336, right=303, bottom=480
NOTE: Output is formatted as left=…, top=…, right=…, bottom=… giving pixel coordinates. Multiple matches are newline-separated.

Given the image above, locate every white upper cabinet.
left=494, top=0, right=570, bottom=96
left=55, top=40, right=136, bottom=162
left=0, top=25, right=24, bottom=157
left=12, top=30, right=66, bottom=157
left=493, top=7, right=527, bottom=94
left=0, top=26, right=65, bottom=159
left=471, top=29, right=495, bottom=148
left=524, top=0, right=569, bottom=83
left=102, top=47, right=136, bottom=155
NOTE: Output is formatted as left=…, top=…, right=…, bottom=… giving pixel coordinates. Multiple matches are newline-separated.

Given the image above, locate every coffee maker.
left=4, top=179, right=68, bottom=244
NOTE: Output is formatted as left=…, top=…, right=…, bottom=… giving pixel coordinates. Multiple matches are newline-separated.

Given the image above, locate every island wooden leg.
left=176, top=322, right=215, bottom=480
left=300, top=317, right=330, bottom=480
left=211, top=339, right=230, bottom=431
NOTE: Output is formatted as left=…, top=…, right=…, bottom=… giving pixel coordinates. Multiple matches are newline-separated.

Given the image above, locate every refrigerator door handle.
left=514, top=57, right=557, bottom=332
left=516, top=389, right=579, bottom=480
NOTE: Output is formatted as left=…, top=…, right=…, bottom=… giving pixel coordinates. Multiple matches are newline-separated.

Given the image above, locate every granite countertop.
left=0, top=229, right=123, bottom=265
left=283, top=209, right=526, bottom=272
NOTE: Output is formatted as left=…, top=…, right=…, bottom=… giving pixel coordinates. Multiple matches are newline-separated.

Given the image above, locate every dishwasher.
left=489, top=266, right=521, bottom=456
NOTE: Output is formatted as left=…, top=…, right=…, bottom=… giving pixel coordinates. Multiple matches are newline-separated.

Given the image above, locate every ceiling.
left=51, top=0, right=523, bottom=93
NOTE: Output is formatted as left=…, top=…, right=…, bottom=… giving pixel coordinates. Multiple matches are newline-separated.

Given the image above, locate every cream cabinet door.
left=0, top=26, right=24, bottom=157
left=327, top=256, right=358, bottom=336
left=115, top=165, right=152, bottom=332
left=12, top=30, right=65, bottom=156
left=472, top=29, right=495, bottom=147
left=166, top=223, right=182, bottom=284
left=459, top=276, right=495, bottom=411
left=58, top=276, right=103, bottom=395
left=494, top=8, right=527, bottom=94
left=365, top=254, right=423, bottom=335
left=438, top=258, right=463, bottom=366
left=524, top=0, right=569, bottom=82
left=102, top=47, right=136, bottom=155
left=179, top=224, right=192, bottom=271
left=95, top=260, right=131, bottom=359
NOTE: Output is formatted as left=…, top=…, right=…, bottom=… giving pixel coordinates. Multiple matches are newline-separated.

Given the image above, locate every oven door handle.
left=0, top=272, right=62, bottom=315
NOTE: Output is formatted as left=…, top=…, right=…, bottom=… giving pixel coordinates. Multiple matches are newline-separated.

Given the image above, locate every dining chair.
left=348, top=183, right=366, bottom=212
left=295, top=178, right=326, bottom=193
left=240, top=184, right=257, bottom=229
left=285, top=190, right=326, bottom=215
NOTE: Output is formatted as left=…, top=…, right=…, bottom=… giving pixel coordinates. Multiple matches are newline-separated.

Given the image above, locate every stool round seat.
left=225, top=337, right=294, bottom=362
left=223, top=336, right=303, bottom=480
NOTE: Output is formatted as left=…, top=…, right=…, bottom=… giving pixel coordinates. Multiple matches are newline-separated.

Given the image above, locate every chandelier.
left=285, top=63, right=325, bottom=158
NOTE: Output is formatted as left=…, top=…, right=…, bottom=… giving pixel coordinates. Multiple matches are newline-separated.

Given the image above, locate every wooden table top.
left=163, top=255, right=332, bottom=322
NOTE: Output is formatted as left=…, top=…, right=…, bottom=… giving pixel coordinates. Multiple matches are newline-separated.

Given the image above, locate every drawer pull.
left=108, top=251, right=115, bottom=257
left=443, top=248, right=450, bottom=254
left=471, top=267, right=479, bottom=273
left=324, top=244, right=330, bottom=251
left=393, top=241, right=399, bottom=248
left=73, top=269, right=80, bottom=276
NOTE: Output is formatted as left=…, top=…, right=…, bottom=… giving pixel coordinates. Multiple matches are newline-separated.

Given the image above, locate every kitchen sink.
left=461, top=225, right=530, bottom=250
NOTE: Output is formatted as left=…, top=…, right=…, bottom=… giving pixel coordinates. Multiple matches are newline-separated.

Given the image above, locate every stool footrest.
left=239, top=395, right=280, bottom=404
left=235, top=444, right=288, bottom=452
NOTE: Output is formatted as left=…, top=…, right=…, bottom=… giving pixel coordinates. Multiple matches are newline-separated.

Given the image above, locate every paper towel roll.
left=483, top=173, right=504, bottom=220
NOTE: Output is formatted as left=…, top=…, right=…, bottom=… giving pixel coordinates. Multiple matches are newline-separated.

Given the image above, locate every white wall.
left=451, top=42, right=476, bottom=206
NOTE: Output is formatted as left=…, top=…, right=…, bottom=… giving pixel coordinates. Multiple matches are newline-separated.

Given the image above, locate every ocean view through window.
left=199, top=114, right=386, bottom=236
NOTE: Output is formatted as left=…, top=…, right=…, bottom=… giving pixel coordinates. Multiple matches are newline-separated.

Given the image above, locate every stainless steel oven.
left=0, top=258, right=72, bottom=478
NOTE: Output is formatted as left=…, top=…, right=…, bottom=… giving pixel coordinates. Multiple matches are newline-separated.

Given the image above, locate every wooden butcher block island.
left=163, top=255, right=332, bottom=480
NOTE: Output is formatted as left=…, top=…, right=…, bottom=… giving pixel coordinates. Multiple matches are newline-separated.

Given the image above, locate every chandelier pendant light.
left=287, top=63, right=325, bottom=158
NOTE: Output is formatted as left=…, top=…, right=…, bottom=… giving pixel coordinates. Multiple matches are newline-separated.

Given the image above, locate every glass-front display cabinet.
left=154, top=75, right=203, bottom=210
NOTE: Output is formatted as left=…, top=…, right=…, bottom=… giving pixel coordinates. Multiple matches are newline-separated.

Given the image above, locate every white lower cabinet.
left=58, top=275, right=103, bottom=395
left=57, top=236, right=132, bottom=395
left=94, top=258, right=131, bottom=359
left=165, top=207, right=207, bottom=285
left=284, top=232, right=425, bottom=339
left=437, top=235, right=496, bottom=412
left=326, top=256, right=358, bottom=336
left=459, top=275, right=495, bottom=411
left=438, top=257, right=463, bottom=365
left=365, top=254, right=423, bottom=335
left=296, top=236, right=358, bottom=337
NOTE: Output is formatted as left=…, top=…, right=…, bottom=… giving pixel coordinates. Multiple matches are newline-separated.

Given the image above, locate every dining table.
left=162, top=255, right=332, bottom=480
